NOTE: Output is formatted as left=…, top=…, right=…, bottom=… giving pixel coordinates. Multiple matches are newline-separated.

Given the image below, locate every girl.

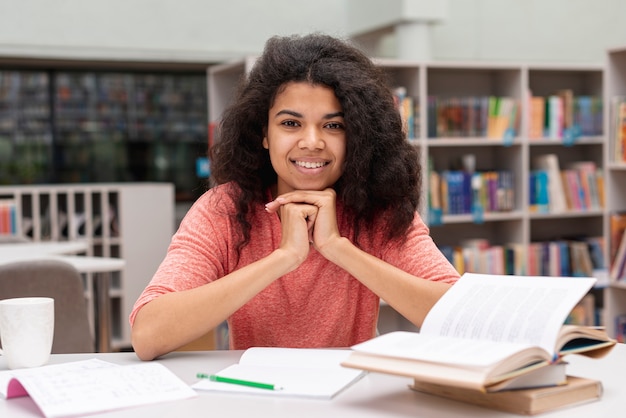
left=130, top=33, right=459, bottom=360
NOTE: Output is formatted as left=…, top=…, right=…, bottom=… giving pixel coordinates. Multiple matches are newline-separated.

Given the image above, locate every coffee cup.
left=0, top=297, right=54, bottom=369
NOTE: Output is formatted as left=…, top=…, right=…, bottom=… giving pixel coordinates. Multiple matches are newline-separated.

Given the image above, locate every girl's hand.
left=266, top=188, right=341, bottom=255
left=273, top=201, right=318, bottom=265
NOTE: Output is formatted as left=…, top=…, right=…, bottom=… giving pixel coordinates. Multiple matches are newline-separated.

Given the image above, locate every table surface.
left=1, top=343, right=624, bottom=418
left=0, top=241, right=90, bottom=256
left=0, top=241, right=125, bottom=272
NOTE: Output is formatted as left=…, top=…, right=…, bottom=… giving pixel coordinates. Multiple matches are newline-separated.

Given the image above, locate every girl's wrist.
left=270, top=246, right=307, bottom=274
left=317, top=236, right=352, bottom=264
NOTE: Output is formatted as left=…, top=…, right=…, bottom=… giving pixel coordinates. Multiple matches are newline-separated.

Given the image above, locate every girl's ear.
left=262, top=128, right=269, bottom=149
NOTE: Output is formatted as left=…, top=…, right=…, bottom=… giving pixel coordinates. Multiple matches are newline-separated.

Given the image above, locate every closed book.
left=409, top=375, right=602, bottom=416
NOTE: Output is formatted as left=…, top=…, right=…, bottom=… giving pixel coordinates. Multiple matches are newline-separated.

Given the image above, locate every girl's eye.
left=325, top=122, right=345, bottom=130
left=281, top=120, right=300, bottom=127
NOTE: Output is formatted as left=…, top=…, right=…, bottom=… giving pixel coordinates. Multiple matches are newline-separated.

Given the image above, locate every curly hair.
left=210, top=33, right=421, bottom=250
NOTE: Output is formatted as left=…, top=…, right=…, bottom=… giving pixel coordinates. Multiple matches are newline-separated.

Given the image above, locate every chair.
left=0, top=259, right=95, bottom=353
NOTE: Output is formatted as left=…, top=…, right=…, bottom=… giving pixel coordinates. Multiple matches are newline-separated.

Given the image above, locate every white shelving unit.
left=605, top=46, right=626, bottom=339
left=0, top=182, right=175, bottom=350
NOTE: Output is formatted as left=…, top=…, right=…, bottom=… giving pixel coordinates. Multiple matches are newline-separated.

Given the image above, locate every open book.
left=341, top=273, right=616, bottom=392
left=192, top=347, right=365, bottom=399
left=0, top=359, right=196, bottom=418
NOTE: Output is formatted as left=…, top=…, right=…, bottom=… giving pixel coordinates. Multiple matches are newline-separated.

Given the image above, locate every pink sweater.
left=130, top=183, right=460, bottom=349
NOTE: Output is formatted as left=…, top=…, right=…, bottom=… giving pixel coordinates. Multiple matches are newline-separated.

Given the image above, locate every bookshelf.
left=606, top=46, right=626, bottom=341
left=0, top=69, right=208, bottom=202
left=0, top=70, right=53, bottom=185
left=0, top=183, right=175, bottom=350
left=207, top=56, right=616, bottom=336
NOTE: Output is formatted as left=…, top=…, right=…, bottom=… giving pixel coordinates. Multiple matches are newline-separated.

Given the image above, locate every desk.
left=0, top=240, right=90, bottom=257
left=0, top=251, right=125, bottom=353
left=1, top=344, right=624, bottom=418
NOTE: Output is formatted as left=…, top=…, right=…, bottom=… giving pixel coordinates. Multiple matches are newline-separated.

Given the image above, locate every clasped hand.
left=265, top=188, right=341, bottom=261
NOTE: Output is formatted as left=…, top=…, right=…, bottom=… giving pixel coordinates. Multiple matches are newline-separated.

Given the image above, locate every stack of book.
left=342, top=273, right=616, bottom=415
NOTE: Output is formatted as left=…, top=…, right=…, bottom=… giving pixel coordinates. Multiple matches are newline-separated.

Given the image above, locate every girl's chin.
left=277, top=181, right=334, bottom=194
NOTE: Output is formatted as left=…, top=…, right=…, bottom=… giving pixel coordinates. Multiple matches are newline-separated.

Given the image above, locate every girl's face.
left=263, top=82, right=346, bottom=196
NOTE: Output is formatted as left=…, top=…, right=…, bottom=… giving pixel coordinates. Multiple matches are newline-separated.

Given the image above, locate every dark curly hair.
left=210, top=33, right=421, bottom=251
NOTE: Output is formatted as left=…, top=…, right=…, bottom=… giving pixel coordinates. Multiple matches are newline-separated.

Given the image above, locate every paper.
left=192, top=347, right=365, bottom=399
left=0, top=358, right=197, bottom=418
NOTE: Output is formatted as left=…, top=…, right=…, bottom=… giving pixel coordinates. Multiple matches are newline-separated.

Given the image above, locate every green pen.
left=197, top=373, right=282, bottom=391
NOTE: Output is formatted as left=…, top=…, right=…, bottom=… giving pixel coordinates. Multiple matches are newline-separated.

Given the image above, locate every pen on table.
left=196, top=373, right=283, bottom=391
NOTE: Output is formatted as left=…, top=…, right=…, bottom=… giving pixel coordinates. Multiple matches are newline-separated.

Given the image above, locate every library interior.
left=1, top=1, right=626, bottom=417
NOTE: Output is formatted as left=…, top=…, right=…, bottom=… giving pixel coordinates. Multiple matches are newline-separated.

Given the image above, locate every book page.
left=349, top=331, right=539, bottom=368
left=192, top=348, right=365, bottom=399
left=1, top=359, right=197, bottom=418
left=0, top=359, right=116, bottom=398
left=420, top=273, right=596, bottom=355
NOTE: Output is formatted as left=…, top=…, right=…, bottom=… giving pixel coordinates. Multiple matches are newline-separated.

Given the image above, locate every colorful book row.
left=529, top=154, right=604, bottom=213
left=427, top=96, right=519, bottom=140
left=429, top=170, right=515, bottom=216
left=0, top=199, right=18, bottom=236
left=528, top=91, right=603, bottom=141
left=438, top=237, right=605, bottom=280
left=438, top=240, right=524, bottom=276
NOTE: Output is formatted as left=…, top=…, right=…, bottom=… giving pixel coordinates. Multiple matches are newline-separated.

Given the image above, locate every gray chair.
left=0, top=259, right=95, bottom=353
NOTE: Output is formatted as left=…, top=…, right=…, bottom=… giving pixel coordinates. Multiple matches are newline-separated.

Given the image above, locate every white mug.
left=0, top=297, right=54, bottom=369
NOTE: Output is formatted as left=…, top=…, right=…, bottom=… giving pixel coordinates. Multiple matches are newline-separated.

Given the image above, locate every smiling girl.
left=130, top=33, right=460, bottom=361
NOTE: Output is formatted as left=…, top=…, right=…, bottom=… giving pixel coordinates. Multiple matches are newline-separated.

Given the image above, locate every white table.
left=0, top=242, right=125, bottom=353
left=0, top=240, right=90, bottom=257
left=1, top=344, right=624, bottom=418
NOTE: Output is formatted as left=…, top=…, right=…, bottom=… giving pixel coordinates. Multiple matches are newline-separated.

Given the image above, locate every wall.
left=0, top=0, right=348, bottom=63
left=0, top=0, right=625, bottom=65
left=430, top=0, right=626, bottom=63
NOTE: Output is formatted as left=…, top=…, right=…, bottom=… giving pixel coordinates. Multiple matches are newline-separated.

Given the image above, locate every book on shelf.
left=0, top=359, right=197, bottom=418
left=192, top=347, right=365, bottom=399
left=486, top=96, right=519, bottom=140
left=610, top=228, right=626, bottom=280
left=557, top=89, right=575, bottom=132
left=341, top=272, right=616, bottom=392
left=409, top=375, right=602, bottom=416
left=610, top=95, right=626, bottom=162
left=609, top=212, right=626, bottom=277
left=575, top=95, right=603, bottom=137
left=529, top=170, right=549, bottom=213
left=547, top=95, right=563, bottom=139
left=528, top=95, right=545, bottom=139
left=532, top=153, right=567, bottom=213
